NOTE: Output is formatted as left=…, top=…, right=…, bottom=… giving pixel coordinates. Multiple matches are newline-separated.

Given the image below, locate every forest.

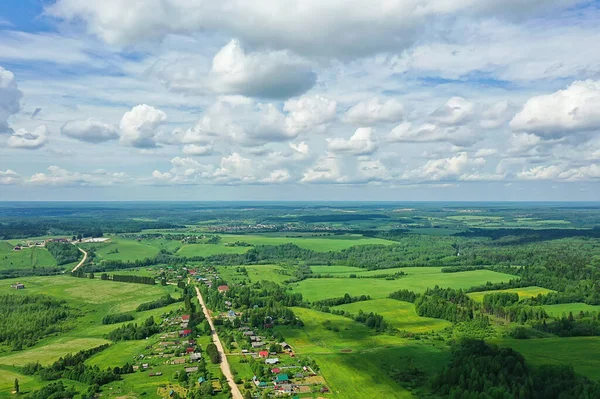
left=0, top=294, right=77, bottom=349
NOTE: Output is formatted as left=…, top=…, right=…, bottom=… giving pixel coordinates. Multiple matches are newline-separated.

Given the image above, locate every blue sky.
left=1, top=0, right=600, bottom=200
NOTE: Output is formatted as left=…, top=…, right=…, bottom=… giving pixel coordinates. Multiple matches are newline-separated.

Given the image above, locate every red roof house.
left=271, top=367, right=281, bottom=374
left=186, top=347, right=195, bottom=353
left=217, top=285, right=230, bottom=293
left=180, top=329, right=192, bottom=337
left=258, top=351, right=269, bottom=358
left=182, top=315, right=190, bottom=321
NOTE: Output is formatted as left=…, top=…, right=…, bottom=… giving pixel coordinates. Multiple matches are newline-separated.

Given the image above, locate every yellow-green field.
left=467, top=286, right=555, bottom=302
left=334, top=299, right=451, bottom=333
left=541, top=302, right=600, bottom=317
left=292, top=268, right=516, bottom=302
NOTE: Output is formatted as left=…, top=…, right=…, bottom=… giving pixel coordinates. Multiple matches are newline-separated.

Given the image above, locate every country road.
left=194, top=286, right=243, bottom=399
left=71, top=246, right=87, bottom=273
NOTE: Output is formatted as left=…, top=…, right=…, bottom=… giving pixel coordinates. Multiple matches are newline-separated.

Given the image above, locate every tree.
left=178, top=370, right=188, bottom=383
left=89, top=272, right=95, bottom=279
left=14, top=378, right=19, bottom=394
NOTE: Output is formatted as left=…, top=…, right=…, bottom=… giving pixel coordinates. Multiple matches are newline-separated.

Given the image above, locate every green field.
left=80, top=237, right=179, bottom=262
left=468, top=286, right=555, bottom=302
left=276, top=307, right=449, bottom=398
left=177, top=243, right=250, bottom=257
left=334, top=299, right=451, bottom=333
left=541, top=302, right=600, bottom=317
left=0, top=241, right=57, bottom=269
left=218, top=233, right=395, bottom=252
left=495, top=337, right=600, bottom=381
left=292, top=268, right=516, bottom=302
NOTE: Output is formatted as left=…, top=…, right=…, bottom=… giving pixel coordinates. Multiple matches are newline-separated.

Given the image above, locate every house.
left=217, top=285, right=230, bottom=293
left=275, top=374, right=289, bottom=384
left=142, top=363, right=149, bottom=370
left=190, top=353, right=202, bottom=361
left=198, top=377, right=206, bottom=384
left=185, top=366, right=199, bottom=373
left=276, top=384, right=294, bottom=394
left=251, top=342, right=264, bottom=348
left=320, top=386, right=330, bottom=393
left=279, top=342, right=292, bottom=351
left=179, top=329, right=192, bottom=337
left=258, top=351, right=269, bottom=358
left=250, top=336, right=259, bottom=342
left=186, top=347, right=195, bottom=353
left=265, top=358, right=279, bottom=365
left=271, top=367, right=281, bottom=374
left=227, top=310, right=236, bottom=318
left=181, top=315, right=190, bottom=321
left=171, top=358, right=186, bottom=365
left=243, top=331, right=255, bottom=336
left=13, top=246, right=21, bottom=251
left=293, top=373, right=303, bottom=379
left=10, top=283, right=25, bottom=290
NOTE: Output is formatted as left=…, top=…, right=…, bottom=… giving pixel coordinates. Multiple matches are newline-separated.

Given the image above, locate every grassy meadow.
left=541, top=302, right=600, bottom=317
left=292, top=268, right=516, bottom=302
left=334, top=299, right=452, bottom=333
left=0, top=241, right=57, bottom=269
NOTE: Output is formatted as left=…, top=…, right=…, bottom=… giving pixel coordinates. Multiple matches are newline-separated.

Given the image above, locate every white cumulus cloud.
left=119, top=104, right=167, bottom=148
left=511, top=80, right=600, bottom=138
left=344, top=97, right=404, bottom=125
left=327, top=127, right=378, bottom=156
left=61, top=118, right=119, bottom=143
left=0, top=66, right=23, bottom=134
left=7, top=125, right=48, bottom=149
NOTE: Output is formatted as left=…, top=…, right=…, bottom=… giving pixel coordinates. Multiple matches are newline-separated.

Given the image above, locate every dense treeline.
left=441, top=266, right=487, bottom=273
left=0, top=267, right=64, bottom=280
left=0, top=217, right=179, bottom=240
left=533, top=314, right=600, bottom=337
left=388, top=289, right=418, bottom=303
left=352, top=310, right=389, bottom=332
left=46, top=242, right=81, bottom=265
left=111, top=274, right=155, bottom=285
left=0, top=294, right=77, bottom=350
left=101, top=313, right=135, bottom=325
left=136, top=294, right=181, bottom=311
left=431, top=339, right=600, bottom=399
left=106, top=316, right=159, bottom=341
left=313, top=293, right=370, bottom=307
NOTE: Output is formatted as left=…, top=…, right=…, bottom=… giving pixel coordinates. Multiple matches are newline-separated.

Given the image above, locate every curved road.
left=194, top=286, right=243, bottom=399
left=71, top=246, right=88, bottom=273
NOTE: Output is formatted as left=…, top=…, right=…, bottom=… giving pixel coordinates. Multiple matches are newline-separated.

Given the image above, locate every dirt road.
left=194, top=286, right=243, bottom=399
left=71, top=247, right=88, bottom=273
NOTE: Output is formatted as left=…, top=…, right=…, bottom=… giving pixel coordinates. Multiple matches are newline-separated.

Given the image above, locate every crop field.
left=218, top=233, right=395, bottom=252
left=292, top=268, right=516, bottom=302
left=541, top=302, right=600, bottom=317
left=495, top=337, right=600, bottom=381
left=311, top=266, right=450, bottom=277
left=0, top=241, right=57, bottom=269
left=467, top=286, right=555, bottom=302
left=334, top=299, right=452, bottom=332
